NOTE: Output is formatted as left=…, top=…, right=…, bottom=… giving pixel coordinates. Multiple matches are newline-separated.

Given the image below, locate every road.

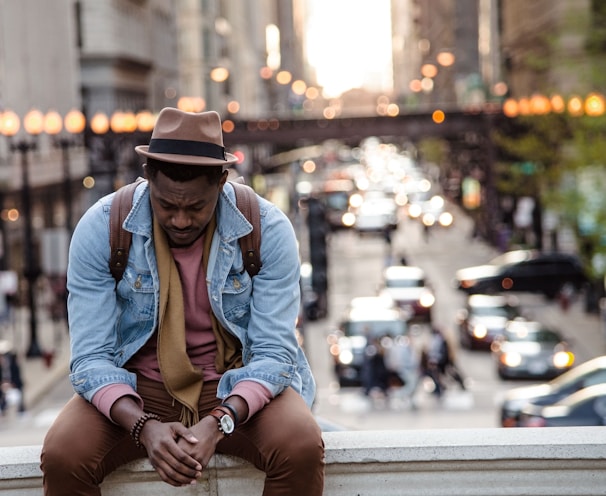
left=1, top=201, right=604, bottom=445
left=305, top=204, right=604, bottom=431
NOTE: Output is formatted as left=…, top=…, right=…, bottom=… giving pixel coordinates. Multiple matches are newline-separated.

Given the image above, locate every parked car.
left=518, top=383, right=606, bottom=427
left=491, top=319, right=575, bottom=380
left=378, top=265, right=435, bottom=323
left=499, top=355, right=606, bottom=427
left=327, top=296, right=408, bottom=387
left=455, top=250, right=587, bottom=299
left=456, top=294, right=521, bottom=350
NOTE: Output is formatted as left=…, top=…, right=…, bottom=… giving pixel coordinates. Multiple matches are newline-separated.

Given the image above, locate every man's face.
left=148, top=169, right=227, bottom=247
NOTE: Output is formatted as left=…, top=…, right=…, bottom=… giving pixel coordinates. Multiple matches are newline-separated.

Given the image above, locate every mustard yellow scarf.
left=154, top=213, right=242, bottom=427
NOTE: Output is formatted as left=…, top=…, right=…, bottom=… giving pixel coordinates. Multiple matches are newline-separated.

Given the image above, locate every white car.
left=351, top=191, right=398, bottom=234
left=378, top=265, right=435, bottom=323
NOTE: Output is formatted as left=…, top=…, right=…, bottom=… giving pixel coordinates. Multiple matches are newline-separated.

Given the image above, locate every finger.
left=153, top=457, right=202, bottom=487
left=172, top=424, right=199, bottom=444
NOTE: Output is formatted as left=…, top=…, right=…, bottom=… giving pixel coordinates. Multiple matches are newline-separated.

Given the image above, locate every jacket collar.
left=123, top=180, right=252, bottom=242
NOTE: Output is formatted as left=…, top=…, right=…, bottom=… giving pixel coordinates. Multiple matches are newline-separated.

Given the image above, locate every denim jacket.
left=67, top=181, right=315, bottom=408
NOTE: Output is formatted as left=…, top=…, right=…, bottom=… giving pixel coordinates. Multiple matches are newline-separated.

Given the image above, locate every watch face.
left=220, top=414, right=235, bottom=434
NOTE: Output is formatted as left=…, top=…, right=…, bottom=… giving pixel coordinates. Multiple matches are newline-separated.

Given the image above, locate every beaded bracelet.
left=130, top=412, right=161, bottom=448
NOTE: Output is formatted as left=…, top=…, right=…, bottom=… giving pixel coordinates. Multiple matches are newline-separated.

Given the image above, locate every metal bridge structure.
left=225, top=107, right=507, bottom=153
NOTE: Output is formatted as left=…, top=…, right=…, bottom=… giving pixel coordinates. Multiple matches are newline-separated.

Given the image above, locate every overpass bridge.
left=224, top=107, right=507, bottom=151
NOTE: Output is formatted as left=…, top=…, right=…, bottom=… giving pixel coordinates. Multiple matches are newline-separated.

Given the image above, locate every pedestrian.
left=426, top=326, right=466, bottom=397
left=0, top=340, right=24, bottom=414
left=387, top=335, right=421, bottom=409
left=40, top=108, right=324, bottom=495
left=361, top=335, right=390, bottom=397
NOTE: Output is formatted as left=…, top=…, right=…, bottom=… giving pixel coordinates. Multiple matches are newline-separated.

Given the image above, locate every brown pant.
left=40, top=377, right=325, bottom=495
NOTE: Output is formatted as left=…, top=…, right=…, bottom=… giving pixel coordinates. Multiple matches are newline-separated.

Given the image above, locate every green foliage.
left=416, top=137, right=448, bottom=166
left=495, top=112, right=606, bottom=274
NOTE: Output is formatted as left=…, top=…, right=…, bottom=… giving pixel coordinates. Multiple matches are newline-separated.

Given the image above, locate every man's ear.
left=219, top=169, right=229, bottom=188
left=142, top=163, right=149, bottom=179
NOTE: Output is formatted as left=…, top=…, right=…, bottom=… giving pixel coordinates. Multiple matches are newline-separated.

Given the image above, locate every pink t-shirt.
left=93, top=232, right=271, bottom=422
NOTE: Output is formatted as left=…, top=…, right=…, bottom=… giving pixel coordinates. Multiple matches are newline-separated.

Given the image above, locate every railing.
left=2, top=427, right=606, bottom=495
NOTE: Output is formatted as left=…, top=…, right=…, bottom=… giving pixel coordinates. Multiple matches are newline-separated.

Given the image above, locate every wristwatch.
left=209, top=408, right=235, bottom=436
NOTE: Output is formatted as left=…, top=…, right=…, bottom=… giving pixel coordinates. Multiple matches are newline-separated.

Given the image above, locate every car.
left=326, top=296, right=408, bottom=387
left=454, top=249, right=587, bottom=299
left=491, top=319, right=575, bottom=380
left=455, top=294, right=521, bottom=350
left=407, top=195, right=454, bottom=228
left=378, top=265, right=435, bottom=323
left=498, top=355, right=606, bottom=427
left=518, top=383, right=606, bottom=427
left=350, top=190, right=399, bottom=234
left=317, top=178, right=356, bottom=231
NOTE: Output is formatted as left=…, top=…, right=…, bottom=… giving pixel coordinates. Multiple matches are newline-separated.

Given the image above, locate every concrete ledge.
left=2, top=427, right=606, bottom=495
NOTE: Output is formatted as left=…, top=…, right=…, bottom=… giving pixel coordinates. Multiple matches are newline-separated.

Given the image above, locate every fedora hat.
left=135, top=107, right=238, bottom=167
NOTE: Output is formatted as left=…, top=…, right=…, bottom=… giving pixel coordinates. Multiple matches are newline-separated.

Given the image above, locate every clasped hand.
left=139, top=416, right=223, bottom=487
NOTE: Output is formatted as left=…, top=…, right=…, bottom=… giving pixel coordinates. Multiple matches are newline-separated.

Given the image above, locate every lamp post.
left=44, top=109, right=86, bottom=233
left=87, top=110, right=155, bottom=196
left=2, top=109, right=44, bottom=358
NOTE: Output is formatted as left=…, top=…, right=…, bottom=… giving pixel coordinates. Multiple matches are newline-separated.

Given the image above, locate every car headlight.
left=553, top=351, right=575, bottom=368
left=339, top=349, right=354, bottom=365
left=341, top=212, right=356, bottom=227
left=439, top=211, right=454, bottom=227
left=472, top=323, right=488, bottom=339
left=500, top=351, right=522, bottom=367
left=422, top=213, right=435, bottom=226
left=419, top=291, right=435, bottom=308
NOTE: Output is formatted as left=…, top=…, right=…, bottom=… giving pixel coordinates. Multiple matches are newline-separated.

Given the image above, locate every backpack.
left=109, top=178, right=261, bottom=283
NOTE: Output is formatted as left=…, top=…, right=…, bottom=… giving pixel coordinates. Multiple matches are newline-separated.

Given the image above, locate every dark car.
left=317, top=178, right=356, bottom=231
left=518, top=383, right=606, bottom=427
left=499, top=355, right=606, bottom=427
left=491, top=319, right=575, bottom=380
left=455, top=250, right=587, bottom=299
left=456, top=294, right=521, bottom=350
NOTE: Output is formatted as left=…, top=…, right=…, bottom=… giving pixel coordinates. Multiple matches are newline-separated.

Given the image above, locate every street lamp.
left=1, top=108, right=44, bottom=358
left=87, top=110, right=155, bottom=195
left=44, top=109, right=86, bottom=233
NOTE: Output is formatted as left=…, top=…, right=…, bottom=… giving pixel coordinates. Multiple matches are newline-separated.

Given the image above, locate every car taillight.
left=522, top=416, right=546, bottom=427
left=501, top=417, right=518, bottom=428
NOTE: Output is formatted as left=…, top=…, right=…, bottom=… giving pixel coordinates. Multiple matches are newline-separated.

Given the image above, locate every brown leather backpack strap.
left=231, top=181, right=262, bottom=277
left=109, top=177, right=146, bottom=282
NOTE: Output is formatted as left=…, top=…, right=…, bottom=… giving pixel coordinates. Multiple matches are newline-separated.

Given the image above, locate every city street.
left=2, top=200, right=606, bottom=446
left=305, top=201, right=606, bottom=431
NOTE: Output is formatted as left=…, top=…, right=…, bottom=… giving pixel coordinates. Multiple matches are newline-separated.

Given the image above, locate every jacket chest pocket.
left=117, top=267, right=155, bottom=321
left=222, top=271, right=252, bottom=323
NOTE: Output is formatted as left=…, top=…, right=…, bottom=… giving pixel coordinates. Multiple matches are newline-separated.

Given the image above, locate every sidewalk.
left=3, top=307, right=71, bottom=411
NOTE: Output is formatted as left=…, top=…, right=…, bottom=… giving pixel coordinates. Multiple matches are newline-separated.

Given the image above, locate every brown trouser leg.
left=41, top=378, right=324, bottom=496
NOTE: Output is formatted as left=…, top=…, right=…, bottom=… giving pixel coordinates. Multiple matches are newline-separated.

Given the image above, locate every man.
left=41, top=108, right=325, bottom=495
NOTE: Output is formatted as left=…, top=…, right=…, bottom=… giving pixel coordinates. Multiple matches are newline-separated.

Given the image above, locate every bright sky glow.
left=306, top=0, right=393, bottom=98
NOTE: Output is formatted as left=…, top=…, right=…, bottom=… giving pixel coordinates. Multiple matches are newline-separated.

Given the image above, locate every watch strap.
left=209, top=407, right=234, bottom=436
left=219, top=401, right=240, bottom=427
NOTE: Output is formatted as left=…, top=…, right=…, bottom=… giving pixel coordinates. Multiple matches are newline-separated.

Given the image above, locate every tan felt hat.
left=135, top=107, right=237, bottom=166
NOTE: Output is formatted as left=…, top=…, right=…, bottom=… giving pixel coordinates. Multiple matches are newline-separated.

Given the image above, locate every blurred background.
left=2, top=0, right=606, bottom=441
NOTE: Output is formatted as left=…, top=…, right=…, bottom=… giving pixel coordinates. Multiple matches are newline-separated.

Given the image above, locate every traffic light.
left=306, top=197, right=328, bottom=295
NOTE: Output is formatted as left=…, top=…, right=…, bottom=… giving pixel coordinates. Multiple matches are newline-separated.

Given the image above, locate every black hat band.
left=148, top=138, right=226, bottom=160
